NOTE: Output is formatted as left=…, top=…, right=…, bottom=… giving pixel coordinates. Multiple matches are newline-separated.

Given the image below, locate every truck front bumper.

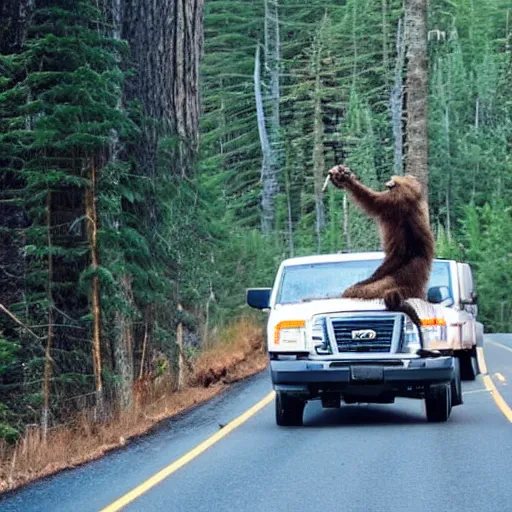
left=271, top=356, right=455, bottom=398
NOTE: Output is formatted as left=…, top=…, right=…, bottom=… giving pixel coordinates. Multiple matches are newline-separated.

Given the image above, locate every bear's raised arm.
left=328, top=165, right=393, bottom=218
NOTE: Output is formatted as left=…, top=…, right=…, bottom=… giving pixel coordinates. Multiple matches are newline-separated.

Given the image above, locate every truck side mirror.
left=461, top=291, right=478, bottom=306
left=246, top=288, right=272, bottom=309
left=427, top=286, right=454, bottom=307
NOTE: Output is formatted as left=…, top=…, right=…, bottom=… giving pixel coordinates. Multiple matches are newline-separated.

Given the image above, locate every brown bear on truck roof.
left=327, top=164, right=435, bottom=330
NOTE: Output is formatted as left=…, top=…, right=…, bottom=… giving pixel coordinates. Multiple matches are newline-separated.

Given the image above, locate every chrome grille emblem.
left=351, top=329, right=377, bottom=340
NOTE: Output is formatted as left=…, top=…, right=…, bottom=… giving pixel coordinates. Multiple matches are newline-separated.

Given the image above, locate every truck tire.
left=459, top=351, right=478, bottom=381
left=276, top=392, right=305, bottom=427
left=451, top=358, right=463, bottom=406
left=425, top=384, right=452, bottom=422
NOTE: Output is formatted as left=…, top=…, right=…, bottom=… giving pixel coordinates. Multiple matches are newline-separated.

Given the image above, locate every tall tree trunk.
left=382, top=0, right=390, bottom=88
left=139, top=315, right=149, bottom=379
left=444, top=104, right=452, bottom=241
left=41, top=192, right=53, bottom=440
left=313, top=56, right=325, bottom=252
left=258, top=0, right=281, bottom=233
left=85, top=164, right=103, bottom=414
left=103, top=0, right=135, bottom=409
left=283, top=162, right=295, bottom=257
left=202, top=282, right=215, bottom=347
left=254, top=45, right=278, bottom=232
left=265, top=0, right=280, bottom=138
left=390, top=17, right=405, bottom=174
left=114, top=275, right=135, bottom=408
left=404, top=0, right=429, bottom=196
left=120, top=0, right=204, bottom=391
left=176, top=302, right=184, bottom=391
left=472, top=97, right=479, bottom=200
left=343, top=194, right=352, bottom=251
left=121, top=0, right=204, bottom=177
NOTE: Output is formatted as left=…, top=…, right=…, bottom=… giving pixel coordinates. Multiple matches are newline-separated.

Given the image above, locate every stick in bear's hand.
left=321, top=174, right=331, bottom=192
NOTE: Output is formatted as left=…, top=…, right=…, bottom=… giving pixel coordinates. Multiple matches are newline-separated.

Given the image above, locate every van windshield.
left=276, top=259, right=452, bottom=305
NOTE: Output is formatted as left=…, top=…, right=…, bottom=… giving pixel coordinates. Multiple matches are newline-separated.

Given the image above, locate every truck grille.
left=331, top=318, right=396, bottom=353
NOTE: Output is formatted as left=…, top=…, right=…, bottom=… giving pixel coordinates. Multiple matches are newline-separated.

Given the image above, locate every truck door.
left=457, top=263, right=477, bottom=348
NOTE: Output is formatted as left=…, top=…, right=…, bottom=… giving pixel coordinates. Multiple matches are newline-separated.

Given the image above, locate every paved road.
left=1, top=335, right=512, bottom=512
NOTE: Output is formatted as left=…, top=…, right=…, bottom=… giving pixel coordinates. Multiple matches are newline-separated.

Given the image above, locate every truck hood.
left=271, top=297, right=448, bottom=323
left=272, top=298, right=387, bottom=321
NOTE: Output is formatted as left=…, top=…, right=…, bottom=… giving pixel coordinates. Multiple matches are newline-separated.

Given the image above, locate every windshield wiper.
left=301, top=296, right=338, bottom=303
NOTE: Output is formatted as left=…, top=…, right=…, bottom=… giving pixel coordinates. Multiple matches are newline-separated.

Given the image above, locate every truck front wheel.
left=425, top=384, right=452, bottom=422
left=451, top=357, right=463, bottom=406
left=276, top=392, right=305, bottom=426
left=459, top=350, right=478, bottom=381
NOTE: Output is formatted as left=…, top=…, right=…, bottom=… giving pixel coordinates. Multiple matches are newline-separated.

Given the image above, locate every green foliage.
left=0, top=0, right=511, bottom=439
left=0, top=423, right=20, bottom=444
left=458, top=202, right=512, bottom=332
left=0, top=0, right=135, bottom=430
left=0, top=335, right=19, bottom=377
left=201, top=0, right=512, bottom=334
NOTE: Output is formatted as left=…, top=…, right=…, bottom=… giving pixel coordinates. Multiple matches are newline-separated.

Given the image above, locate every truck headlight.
left=274, top=320, right=306, bottom=349
left=402, top=317, right=421, bottom=354
left=402, top=317, right=447, bottom=353
left=312, top=317, right=331, bottom=355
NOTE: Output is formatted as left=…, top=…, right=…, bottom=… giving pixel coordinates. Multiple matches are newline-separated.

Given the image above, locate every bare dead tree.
left=390, top=17, right=405, bottom=174
left=85, top=164, right=104, bottom=415
left=312, top=34, right=326, bottom=252
left=42, top=192, right=53, bottom=440
left=254, top=45, right=279, bottom=232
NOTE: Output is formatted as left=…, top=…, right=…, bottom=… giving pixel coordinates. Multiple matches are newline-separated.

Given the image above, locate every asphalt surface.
left=1, top=334, right=512, bottom=512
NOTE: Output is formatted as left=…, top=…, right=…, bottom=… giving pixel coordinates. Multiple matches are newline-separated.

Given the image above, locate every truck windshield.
left=276, top=259, right=452, bottom=305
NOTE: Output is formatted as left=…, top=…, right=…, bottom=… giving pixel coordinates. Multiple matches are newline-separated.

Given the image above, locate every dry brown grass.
left=0, top=316, right=267, bottom=493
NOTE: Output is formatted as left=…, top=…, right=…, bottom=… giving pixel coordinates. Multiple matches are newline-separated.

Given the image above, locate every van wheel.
left=425, top=384, right=452, bottom=422
left=459, top=351, right=477, bottom=381
left=276, top=392, right=305, bottom=426
left=451, top=358, right=463, bottom=406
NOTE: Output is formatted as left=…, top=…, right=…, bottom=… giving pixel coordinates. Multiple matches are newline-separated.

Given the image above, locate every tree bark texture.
left=113, top=275, right=135, bottom=408
left=254, top=45, right=279, bottom=232
left=259, top=0, right=281, bottom=233
left=264, top=0, right=280, bottom=143
left=313, top=61, right=325, bottom=252
left=41, top=192, right=54, bottom=440
left=284, top=163, right=295, bottom=257
left=121, top=0, right=204, bottom=177
left=177, top=302, right=184, bottom=391
left=390, top=17, right=405, bottom=175
left=404, top=0, right=429, bottom=196
left=85, top=165, right=103, bottom=411
left=382, top=0, right=389, bottom=88
left=343, top=194, right=351, bottom=251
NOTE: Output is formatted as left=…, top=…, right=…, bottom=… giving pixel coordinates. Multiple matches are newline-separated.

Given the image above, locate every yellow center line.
left=495, top=372, right=507, bottom=384
left=482, top=375, right=512, bottom=423
left=101, top=342, right=511, bottom=511
left=100, top=391, right=276, bottom=512
left=477, top=344, right=512, bottom=423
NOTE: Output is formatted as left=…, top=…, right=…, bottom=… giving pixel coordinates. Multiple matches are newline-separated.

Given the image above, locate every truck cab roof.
left=281, top=251, right=452, bottom=267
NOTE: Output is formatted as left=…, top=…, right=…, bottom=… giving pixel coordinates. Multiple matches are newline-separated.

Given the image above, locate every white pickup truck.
left=247, top=251, right=483, bottom=425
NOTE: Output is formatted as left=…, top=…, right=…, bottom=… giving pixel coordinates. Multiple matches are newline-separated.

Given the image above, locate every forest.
left=0, top=0, right=511, bottom=456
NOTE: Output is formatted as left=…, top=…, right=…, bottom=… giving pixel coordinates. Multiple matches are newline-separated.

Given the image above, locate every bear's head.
left=385, top=174, right=423, bottom=202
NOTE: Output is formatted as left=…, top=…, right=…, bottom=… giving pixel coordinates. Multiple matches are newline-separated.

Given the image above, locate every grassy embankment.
left=0, top=316, right=267, bottom=492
